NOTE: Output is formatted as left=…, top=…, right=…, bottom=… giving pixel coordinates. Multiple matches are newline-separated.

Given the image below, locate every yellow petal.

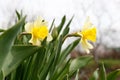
left=25, top=22, right=34, bottom=33
left=31, top=26, right=48, bottom=41
left=81, top=27, right=96, bottom=42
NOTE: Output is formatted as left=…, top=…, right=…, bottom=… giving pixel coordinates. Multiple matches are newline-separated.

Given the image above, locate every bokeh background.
left=0, top=0, right=120, bottom=58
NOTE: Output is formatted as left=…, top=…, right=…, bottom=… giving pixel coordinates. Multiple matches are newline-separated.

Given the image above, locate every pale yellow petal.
left=86, top=41, right=93, bottom=49
left=34, top=18, right=42, bottom=27
left=81, top=39, right=93, bottom=53
left=36, top=16, right=43, bottom=22
left=25, top=22, right=34, bottom=33
left=47, top=33, right=53, bottom=42
left=82, top=16, right=92, bottom=30
left=37, top=17, right=48, bottom=26
left=81, top=39, right=88, bottom=50
left=29, top=35, right=41, bottom=45
left=85, top=49, right=90, bottom=54
left=34, top=17, right=48, bottom=28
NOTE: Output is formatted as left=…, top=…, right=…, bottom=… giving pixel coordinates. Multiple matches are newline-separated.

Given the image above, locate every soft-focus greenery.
left=89, top=62, right=120, bottom=80
left=0, top=11, right=119, bottom=80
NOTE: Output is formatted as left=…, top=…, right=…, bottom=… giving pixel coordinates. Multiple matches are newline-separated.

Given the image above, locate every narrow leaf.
left=62, top=16, right=73, bottom=37
left=2, top=45, right=39, bottom=76
left=75, top=69, right=79, bottom=80
left=107, top=69, right=120, bottom=80
left=0, top=17, right=25, bottom=70
left=89, top=68, right=99, bottom=80
left=99, top=63, right=107, bottom=80
left=0, top=29, right=5, bottom=32
left=16, top=10, right=21, bottom=20
left=69, top=55, right=93, bottom=75
left=0, top=71, right=3, bottom=80
left=58, top=38, right=80, bottom=65
left=49, top=19, right=55, bottom=32
left=57, top=16, right=66, bottom=34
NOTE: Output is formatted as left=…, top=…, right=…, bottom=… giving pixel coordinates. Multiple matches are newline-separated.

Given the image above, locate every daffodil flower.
left=25, top=17, right=52, bottom=45
left=77, top=17, right=96, bottom=53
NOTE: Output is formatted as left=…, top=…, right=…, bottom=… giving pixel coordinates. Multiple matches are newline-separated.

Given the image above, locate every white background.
left=0, top=0, right=120, bottom=48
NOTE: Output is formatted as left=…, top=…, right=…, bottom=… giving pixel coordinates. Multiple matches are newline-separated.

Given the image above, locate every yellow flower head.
left=77, top=17, right=96, bottom=53
left=25, top=17, right=52, bottom=45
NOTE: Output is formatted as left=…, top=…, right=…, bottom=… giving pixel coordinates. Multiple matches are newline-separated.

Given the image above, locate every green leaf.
left=2, top=45, right=39, bottom=77
left=57, top=60, right=70, bottom=80
left=49, top=19, right=55, bottom=33
left=58, top=38, right=80, bottom=65
left=53, top=35, right=63, bottom=66
left=16, top=10, right=21, bottom=20
left=52, top=59, right=71, bottom=80
left=31, top=48, right=46, bottom=80
left=0, top=71, right=3, bottom=80
left=99, top=63, right=107, bottom=80
left=0, top=17, right=25, bottom=70
left=57, top=16, right=66, bottom=34
left=62, top=16, right=73, bottom=38
left=22, top=47, right=46, bottom=80
left=75, top=69, right=79, bottom=80
left=0, top=17, right=25, bottom=79
left=38, top=43, right=55, bottom=80
left=0, top=29, right=5, bottom=32
left=69, top=55, right=93, bottom=75
left=16, top=10, right=23, bottom=20
left=89, top=68, right=99, bottom=80
left=107, top=69, right=120, bottom=80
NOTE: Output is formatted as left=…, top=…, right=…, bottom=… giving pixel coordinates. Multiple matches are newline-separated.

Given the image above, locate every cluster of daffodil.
left=1, top=12, right=119, bottom=80
left=25, top=17, right=96, bottom=54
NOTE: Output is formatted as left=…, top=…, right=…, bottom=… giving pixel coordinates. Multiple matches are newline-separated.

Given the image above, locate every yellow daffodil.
left=77, top=17, right=96, bottom=53
left=25, top=17, right=52, bottom=45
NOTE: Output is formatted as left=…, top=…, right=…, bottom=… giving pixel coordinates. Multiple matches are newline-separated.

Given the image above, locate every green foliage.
left=0, top=17, right=26, bottom=79
left=99, top=63, right=107, bottom=80
left=57, top=16, right=66, bottom=34
left=89, top=68, right=99, bottom=80
left=2, top=11, right=120, bottom=80
left=107, top=69, right=120, bottom=80
left=0, top=29, right=5, bottom=32
left=69, top=56, right=93, bottom=76
left=3, top=46, right=39, bottom=76
left=75, top=69, right=79, bottom=80
left=89, top=62, right=120, bottom=80
left=0, top=13, right=93, bottom=80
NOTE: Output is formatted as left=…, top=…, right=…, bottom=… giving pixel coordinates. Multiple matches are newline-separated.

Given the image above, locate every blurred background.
left=0, top=0, right=120, bottom=57
left=1, top=0, right=120, bottom=79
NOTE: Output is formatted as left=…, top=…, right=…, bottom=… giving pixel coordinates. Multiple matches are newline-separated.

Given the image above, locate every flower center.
left=80, top=27, right=96, bottom=42
left=31, top=26, right=48, bottom=40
